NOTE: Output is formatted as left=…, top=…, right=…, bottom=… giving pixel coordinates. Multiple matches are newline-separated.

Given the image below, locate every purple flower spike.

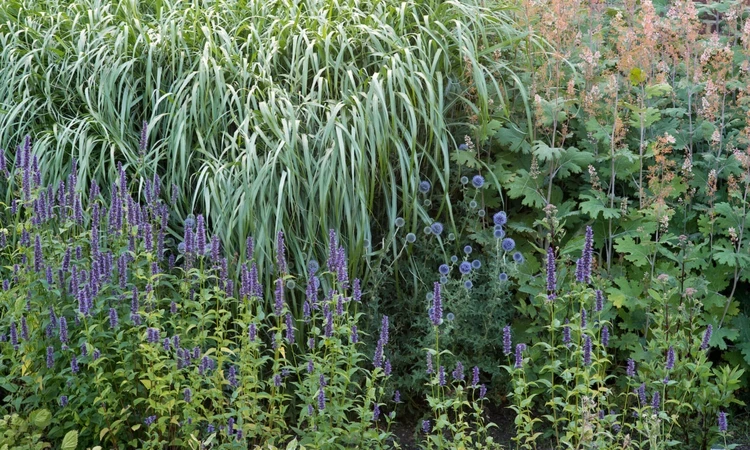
left=546, top=246, right=556, bottom=300
left=665, top=346, right=675, bottom=371
left=601, top=325, right=609, bottom=347
left=503, top=325, right=512, bottom=356
left=651, top=391, right=660, bottom=411
left=438, top=366, right=446, bottom=386
left=626, top=358, right=636, bottom=377
left=718, top=411, right=728, bottom=433
left=452, top=361, right=465, bottom=381
left=701, top=325, right=712, bottom=350
left=472, top=366, right=480, bottom=387
left=583, top=335, right=592, bottom=366
left=562, top=319, right=572, bottom=347
left=514, top=343, right=526, bottom=369
left=582, top=226, right=594, bottom=282
left=430, top=282, right=442, bottom=326
left=595, top=290, right=604, bottom=312
left=274, top=278, right=285, bottom=316
left=426, top=352, right=434, bottom=374
left=47, top=346, right=54, bottom=368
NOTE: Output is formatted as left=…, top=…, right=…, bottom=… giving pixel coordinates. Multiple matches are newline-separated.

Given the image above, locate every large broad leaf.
left=30, top=409, right=51, bottom=428
left=62, top=430, right=78, bottom=450
left=506, top=169, right=546, bottom=208
left=451, top=149, right=481, bottom=169
left=645, top=83, right=673, bottom=99
left=556, top=147, right=594, bottom=178
left=531, top=140, right=564, bottom=162
left=579, top=193, right=621, bottom=220
left=496, top=125, right=530, bottom=153
left=614, top=235, right=653, bottom=267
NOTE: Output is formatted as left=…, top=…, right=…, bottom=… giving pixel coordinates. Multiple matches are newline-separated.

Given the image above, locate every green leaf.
left=30, top=409, right=51, bottom=429
left=61, top=430, right=78, bottom=450
left=579, top=194, right=620, bottom=220
left=614, top=235, right=652, bottom=267
left=531, top=141, right=563, bottom=162
left=645, top=83, right=672, bottom=99
left=451, top=150, right=481, bottom=169
left=506, top=169, right=546, bottom=208
left=496, top=126, right=530, bottom=153
left=629, top=67, right=646, bottom=85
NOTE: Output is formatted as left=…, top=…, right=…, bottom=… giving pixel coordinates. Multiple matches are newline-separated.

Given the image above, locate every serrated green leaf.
left=614, top=235, right=652, bottom=267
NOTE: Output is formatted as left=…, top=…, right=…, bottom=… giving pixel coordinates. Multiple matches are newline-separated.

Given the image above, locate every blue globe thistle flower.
left=184, top=215, right=195, bottom=229
left=423, top=226, right=432, bottom=235
left=458, top=143, right=469, bottom=151
left=177, top=242, right=186, bottom=254
left=493, top=211, right=507, bottom=226
left=430, top=222, right=444, bottom=236
left=469, top=200, right=477, bottom=209
left=498, top=272, right=508, bottom=282
left=406, top=233, right=416, bottom=243
left=450, top=255, right=458, bottom=263
left=307, top=259, right=320, bottom=275
left=438, top=264, right=450, bottom=275
left=513, top=252, right=524, bottom=264
left=446, top=312, right=455, bottom=321
left=394, top=217, right=405, bottom=227
left=463, top=245, right=472, bottom=254
left=418, top=180, right=431, bottom=193
left=460, top=176, right=469, bottom=185
left=494, top=228, right=505, bottom=239
left=502, top=238, right=515, bottom=252
left=478, top=209, right=485, bottom=217
left=459, top=261, right=472, bottom=275
left=440, top=275, right=448, bottom=284
left=471, top=259, right=481, bottom=269
left=464, top=280, right=473, bottom=289
left=472, top=175, right=484, bottom=188
left=423, top=199, right=431, bottom=207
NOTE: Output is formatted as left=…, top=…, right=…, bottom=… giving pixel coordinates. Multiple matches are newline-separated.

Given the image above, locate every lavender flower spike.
left=276, top=230, right=287, bottom=274
left=430, top=282, right=442, bottom=326
left=700, top=325, right=712, bottom=351
left=582, top=226, right=594, bottom=282
left=546, top=246, right=556, bottom=300
left=503, top=325, right=512, bottom=356
left=514, top=343, right=526, bottom=369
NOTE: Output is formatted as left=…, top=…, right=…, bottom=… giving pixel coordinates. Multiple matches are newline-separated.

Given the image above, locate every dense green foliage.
left=1, top=0, right=750, bottom=448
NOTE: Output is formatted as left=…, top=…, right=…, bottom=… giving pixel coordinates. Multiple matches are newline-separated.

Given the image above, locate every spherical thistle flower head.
left=472, top=175, right=484, bottom=188
left=464, top=280, right=473, bottom=289
left=184, top=215, right=195, bottom=229
left=438, top=264, right=450, bottom=275
left=418, top=180, right=431, bottom=194
left=493, top=211, right=507, bottom=226
left=423, top=226, right=432, bottom=235
left=406, top=233, right=417, bottom=243
left=498, top=272, right=508, bottom=282
left=501, top=238, right=515, bottom=252
left=307, top=259, right=320, bottom=275
left=513, top=252, right=524, bottom=264
left=458, top=143, right=469, bottom=151
left=469, top=200, right=478, bottom=209
left=460, top=176, right=469, bottom=185
left=446, top=312, right=455, bottom=322
left=478, top=210, right=485, bottom=218
left=471, top=259, right=481, bottom=269
left=394, top=217, right=405, bottom=227
left=463, top=245, right=473, bottom=255
left=459, top=261, right=472, bottom=275
left=494, top=228, right=505, bottom=239
left=177, top=242, right=186, bottom=254
left=439, top=276, right=448, bottom=284
left=430, top=222, right=444, bottom=236
left=450, top=255, right=458, bottom=263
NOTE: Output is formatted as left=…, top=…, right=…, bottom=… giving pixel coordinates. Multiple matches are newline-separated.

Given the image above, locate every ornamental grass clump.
left=0, top=137, right=395, bottom=448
